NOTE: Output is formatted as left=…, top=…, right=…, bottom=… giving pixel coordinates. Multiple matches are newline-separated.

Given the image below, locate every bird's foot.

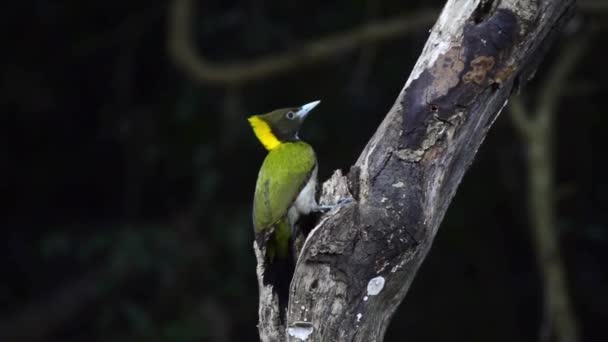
left=316, top=197, right=354, bottom=213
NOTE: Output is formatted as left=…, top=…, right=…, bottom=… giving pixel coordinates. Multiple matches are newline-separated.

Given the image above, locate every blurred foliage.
left=2, top=0, right=607, bottom=341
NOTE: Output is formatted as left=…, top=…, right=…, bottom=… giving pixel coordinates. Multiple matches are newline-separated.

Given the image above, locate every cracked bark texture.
left=255, top=0, right=576, bottom=341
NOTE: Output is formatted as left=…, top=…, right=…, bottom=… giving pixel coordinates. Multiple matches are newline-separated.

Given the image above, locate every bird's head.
left=248, top=100, right=320, bottom=150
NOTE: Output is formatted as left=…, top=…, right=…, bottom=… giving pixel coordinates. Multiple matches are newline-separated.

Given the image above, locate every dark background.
left=3, top=0, right=607, bottom=341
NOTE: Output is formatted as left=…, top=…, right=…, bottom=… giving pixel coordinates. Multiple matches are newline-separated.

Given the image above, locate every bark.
left=255, top=0, right=576, bottom=341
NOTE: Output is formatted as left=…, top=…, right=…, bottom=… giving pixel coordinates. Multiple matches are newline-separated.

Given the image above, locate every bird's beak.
left=296, top=100, right=321, bottom=120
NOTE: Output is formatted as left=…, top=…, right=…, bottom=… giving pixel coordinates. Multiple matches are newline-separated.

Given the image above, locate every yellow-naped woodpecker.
left=248, top=100, right=321, bottom=308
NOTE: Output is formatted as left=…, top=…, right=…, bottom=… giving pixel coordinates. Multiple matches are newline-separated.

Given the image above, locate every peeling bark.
left=255, top=0, right=575, bottom=341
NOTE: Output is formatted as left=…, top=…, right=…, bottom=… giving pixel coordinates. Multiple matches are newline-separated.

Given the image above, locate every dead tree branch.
left=252, top=0, right=576, bottom=341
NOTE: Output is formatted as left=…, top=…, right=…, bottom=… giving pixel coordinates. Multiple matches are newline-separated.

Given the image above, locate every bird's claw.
left=316, top=197, right=354, bottom=213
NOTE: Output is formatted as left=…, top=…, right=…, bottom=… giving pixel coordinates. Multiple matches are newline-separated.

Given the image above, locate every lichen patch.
left=287, top=322, right=314, bottom=341
left=463, top=55, right=495, bottom=84
left=367, top=276, right=386, bottom=296
left=392, top=181, right=405, bottom=188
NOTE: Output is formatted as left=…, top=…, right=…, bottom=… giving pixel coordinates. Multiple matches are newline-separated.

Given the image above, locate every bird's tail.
left=262, top=217, right=295, bottom=320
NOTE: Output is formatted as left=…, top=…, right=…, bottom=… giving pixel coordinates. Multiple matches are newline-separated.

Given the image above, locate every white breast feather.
left=288, top=165, right=318, bottom=226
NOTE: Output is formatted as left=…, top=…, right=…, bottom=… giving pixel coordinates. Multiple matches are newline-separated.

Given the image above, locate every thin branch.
left=168, top=0, right=437, bottom=85
left=509, top=96, right=535, bottom=139
left=166, top=0, right=607, bottom=86
left=513, top=35, right=590, bottom=342
left=510, top=37, right=589, bottom=140
left=533, top=37, right=588, bottom=342
left=537, top=37, right=589, bottom=126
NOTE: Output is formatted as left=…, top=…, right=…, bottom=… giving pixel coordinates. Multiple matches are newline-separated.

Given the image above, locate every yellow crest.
left=248, top=116, right=281, bottom=151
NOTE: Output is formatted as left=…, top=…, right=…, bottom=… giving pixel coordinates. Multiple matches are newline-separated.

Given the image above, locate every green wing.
left=253, top=141, right=316, bottom=233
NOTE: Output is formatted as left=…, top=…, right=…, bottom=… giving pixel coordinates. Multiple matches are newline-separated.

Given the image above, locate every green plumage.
left=266, top=217, right=290, bottom=259
left=253, top=141, right=316, bottom=257
left=249, top=101, right=320, bottom=314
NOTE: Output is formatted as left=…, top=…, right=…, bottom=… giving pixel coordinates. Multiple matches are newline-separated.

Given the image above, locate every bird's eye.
left=286, top=111, right=296, bottom=120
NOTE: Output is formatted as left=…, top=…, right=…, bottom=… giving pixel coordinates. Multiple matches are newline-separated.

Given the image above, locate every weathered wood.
left=256, top=0, right=576, bottom=341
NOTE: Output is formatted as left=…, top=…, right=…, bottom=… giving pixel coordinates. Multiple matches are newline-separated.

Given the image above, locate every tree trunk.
left=255, top=0, right=576, bottom=341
